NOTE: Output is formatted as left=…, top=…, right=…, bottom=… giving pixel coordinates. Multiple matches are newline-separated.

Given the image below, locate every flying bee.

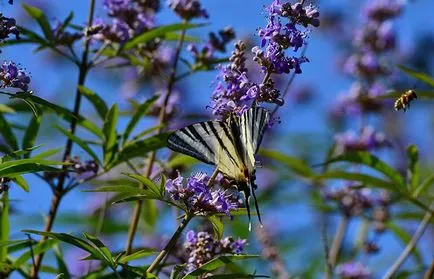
left=394, top=89, right=417, bottom=112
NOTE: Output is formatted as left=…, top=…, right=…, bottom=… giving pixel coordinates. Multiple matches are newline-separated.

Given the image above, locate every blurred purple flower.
left=344, top=51, right=388, bottom=80
left=364, top=0, right=402, bottom=22
left=0, top=13, right=19, bottom=44
left=334, top=126, right=389, bottom=154
left=0, top=61, right=31, bottom=91
left=167, top=0, right=209, bottom=20
left=336, top=261, right=371, bottom=279
left=165, top=172, right=242, bottom=217
left=51, top=20, right=83, bottom=46
left=183, top=231, right=246, bottom=273
left=354, top=21, right=396, bottom=52
left=149, top=88, right=180, bottom=117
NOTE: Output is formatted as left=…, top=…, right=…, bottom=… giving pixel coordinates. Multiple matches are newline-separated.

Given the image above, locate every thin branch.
left=423, top=260, right=434, bottom=279
left=383, top=204, right=433, bottom=279
left=328, top=215, right=349, bottom=268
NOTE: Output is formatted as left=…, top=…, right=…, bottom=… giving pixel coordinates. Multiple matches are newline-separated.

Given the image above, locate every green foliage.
left=398, top=65, right=434, bottom=88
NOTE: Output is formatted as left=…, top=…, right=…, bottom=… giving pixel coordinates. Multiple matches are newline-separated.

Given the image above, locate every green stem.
left=124, top=22, right=188, bottom=256
left=30, top=0, right=96, bottom=277
left=383, top=203, right=433, bottom=279
left=144, top=213, right=193, bottom=276
left=328, top=215, right=349, bottom=268
left=0, top=191, right=9, bottom=263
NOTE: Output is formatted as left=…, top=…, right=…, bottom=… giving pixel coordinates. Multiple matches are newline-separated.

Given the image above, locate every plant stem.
left=383, top=204, right=433, bottom=279
left=328, top=215, right=349, bottom=268
left=423, top=260, right=434, bottom=279
left=0, top=191, right=9, bottom=263
left=144, top=213, right=193, bottom=276
left=30, top=0, right=96, bottom=277
left=124, top=24, right=187, bottom=255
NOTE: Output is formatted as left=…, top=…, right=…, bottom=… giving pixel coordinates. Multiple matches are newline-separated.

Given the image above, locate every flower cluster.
left=0, top=177, right=11, bottom=194
left=183, top=230, right=246, bottom=273
left=210, top=0, right=320, bottom=118
left=336, top=261, right=371, bottom=279
left=256, top=226, right=290, bottom=279
left=324, top=185, right=391, bottom=231
left=168, top=0, right=208, bottom=21
left=44, top=156, right=99, bottom=183
left=52, top=21, right=83, bottom=46
left=0, top=61, right=31, bottom=91
left=165, top=172, right=242, bottom=217
left=334, top=126, right=389, bottom=154
left=188, top=26, right=235, bottom=70
left=0, top=13, right=19, bottom=46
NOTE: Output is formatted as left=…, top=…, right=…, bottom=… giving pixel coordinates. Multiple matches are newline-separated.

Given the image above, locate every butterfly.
left=167, top=107, right=270, bottom=229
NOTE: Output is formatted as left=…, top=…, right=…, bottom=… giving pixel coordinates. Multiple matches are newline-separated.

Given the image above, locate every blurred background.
left=2, top=0, right=434, bottom=278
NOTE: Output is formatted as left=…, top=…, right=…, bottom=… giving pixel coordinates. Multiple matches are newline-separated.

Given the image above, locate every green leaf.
left=22, top=115, right=42, bottom=158
left=22, top=4, right=54, bottom=41
left=406, top=145, right=420, bottom=191
left=78, top=86, right=109, bottom=120
left=164, top=32, right=199, bottom=43
left=117, top=248, right=156, bottom=264
left=398, top=65, right=434, bottom=88
left=11, top=175, right=29, bottom=192
left=56, top=125, right=101, bottom=165
left=83, top=233, right=114, bottom=267
left=22, top=230, right=108, bottom=263
left=124, top=173, right=161, bottom=197
left=207, top=216, right=224, bottom=240
left=205, top=275, right=269, bottom=279
left=13, top=238, right=58, bottom=267
left=387, top=222, right=423, bottom=265
left=259, top=149, right=314, bottom=178
left=166, top=155, right=199, bottom=170
left=12, top=93, right=104, bottom=139
left=83, top=185, right=151, bottom=196
left=123, top=96, right=158, bottom=144
left=170, top=265, right=186, bottom=279
left=131, top=124, right=165, bottom=142
left=33, top=148, right=62, bottom=159
left=103, top=104, right=119, bottom=166
left=316, top=171, right=398, bottom=191
left=320, top=151, right=405, bottom=187
left=0, top=159, right=63, bottom=177
left=182, top=255, right=259, bottom=279
left=122, top=23, right=206, bottom=51
left=413, top=173, right=434, bottom=198
left=0, top=113, right=18, bottom=151
left=53, top=244, right=71, bottom=279
left=113, top=133, right=169, bottom=167
left=0, top=104, right=16, bottom=114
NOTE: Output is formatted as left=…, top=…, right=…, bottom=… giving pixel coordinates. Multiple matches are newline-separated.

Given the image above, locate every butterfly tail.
left=250, top=181, right=263, bottom=227
left=242, top=188, right=252, bottom=231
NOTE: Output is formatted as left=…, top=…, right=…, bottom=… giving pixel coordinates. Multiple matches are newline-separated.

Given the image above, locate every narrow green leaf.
left=260, top=149, right=314, bottom=177
left=0, top=192, right=9, bottom=262
left=117, top=248, right=156, bottom=264
left=131, top=124, right=165, bottom=142
left=124, top=173, right=161, bottom=197
left=22, top=4, right=53, bottom=41
left=166, top=155, right=199, bottom=170
left=53, top=245, right=71, bottom=279
left=22, top=115, right=42, bottom=158
left=13, top=238, right=58, bottom=267
left=0, top=158, right=64, bottom=176
left=12, top=93, right=104, bottom=139
left=32, top=148, right=62, bottom=159
left=56, top=125, right=101, bottom=165
left=142, top=199, right=158, bottom=226
left=316, top=171, right=398, bottom=191
left=83, top=233, right=114, bottom=267
left=413, top=173, right=434, bottom=198
left=398, top=65, right=434, bottom=88
left=0, top=113, right=18, bottom=151
left=182, top=255, right=259, bottom=279
left=11, top=175, right=29, bottom=192
left=123, top=96, right=158, bottom=144
left=407, top=145, right=420, bottom=191
left=114, top=133, right=169, bottom=167
left=320, top=151, right=405, bottom=187
left=22, top=230, right=106, bottom=262
left=170, top=265, right=186, bottom=279
left=103, top=104, right=119, bottom=165
left=207, top=216, right=224, bottom=240
left=0, top=104, right=15, bottom=114
left=164, top=32, right=199, bottom=42
left=387, top=222, right=423, bottom=265
left=122, top=23, right=206, bottom=50
left=78, top=86, right=109, bottom=120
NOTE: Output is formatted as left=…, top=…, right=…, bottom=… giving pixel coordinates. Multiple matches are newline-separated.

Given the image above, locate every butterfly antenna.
left=250, top=181, right=263, bottom=227
left=243, top=189, right=252, bottom=231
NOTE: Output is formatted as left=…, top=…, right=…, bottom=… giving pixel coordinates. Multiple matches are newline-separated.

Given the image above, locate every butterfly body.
left=167, top=107, right=270, bottom=228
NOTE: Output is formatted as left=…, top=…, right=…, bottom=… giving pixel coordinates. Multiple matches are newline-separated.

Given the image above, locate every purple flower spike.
left=336, top=261, right=371, bottom=279
left=0, top=61, right=31, bottom=92
left=168, top=0, right=208, bottom=20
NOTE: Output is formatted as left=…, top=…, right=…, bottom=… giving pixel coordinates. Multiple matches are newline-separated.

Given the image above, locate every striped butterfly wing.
left=167, top=121, right=245, bottom=180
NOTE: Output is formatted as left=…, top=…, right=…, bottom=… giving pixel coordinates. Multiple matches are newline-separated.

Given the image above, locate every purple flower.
left=0, top=61, right=31, bottom=91
left=334, top=126, right=389, bottom=154
left=168, top=0, right=208, bottom=20
left=336, top=261, right=371, bottom=279
left=183, top=231, right=247, bottom=273
left=344, top=51, right=388, bottom=80
left=51, top=20, right=83, bottom=46
left=354, top=21, right=396, bottom=52
left=165, top=172, right=242, bottom=217
left=0, top=13, right=19, bottom=43
left=364, top=0, right=402, bottom=22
